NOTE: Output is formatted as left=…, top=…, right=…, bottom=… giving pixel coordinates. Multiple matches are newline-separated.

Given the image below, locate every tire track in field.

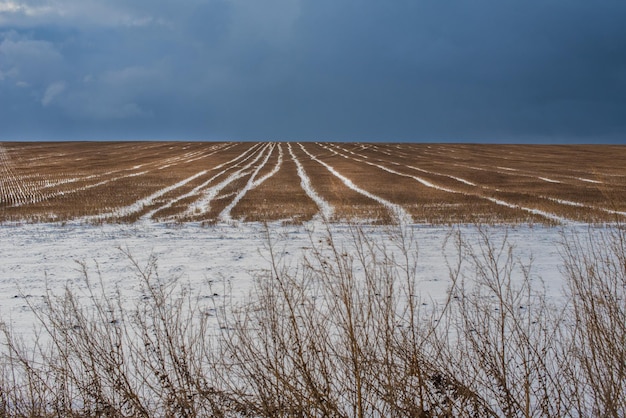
left=219, top=143, right=282, bottom=222
left=27, top=143, right=230, bottom=208
left=442, top=161, right=623, bottom=215
left=392, top=144, right=623, bottom=218
left=82, top=170, right=210, bottom=222
left=157, top=143, right=232, bottom=170
left=180, top=143, right=272, bottom=219
left=322, top=143, right=459, bottom=193
left=379, top=143, right=571, bottom=186
left=353, top=143, right=479, bottom=186
left=325, top=143, right=568, bottom=224
left=448, top=162, right=575, bottom=186
left=299, top=143, right=413, bottom=224
left=353, top=144, right=584, bottom=216
left=288, top=143, right=334, bottom=220
left=338, top=143, right=626, bottom=221
left=342, top=143, right=574, bottom=223
left=420, top=143, right=611, bottom=187
left=542, top=197, right=626, bottom=219
left=22, top=166, right=153, bottom=206
left=145, top=143, right=265, bottom=220
left=44, top=143, right=239, bottom=221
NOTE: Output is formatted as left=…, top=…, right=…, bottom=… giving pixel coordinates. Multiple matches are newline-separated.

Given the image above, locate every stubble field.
left=1, top=141, right=625, bottom=225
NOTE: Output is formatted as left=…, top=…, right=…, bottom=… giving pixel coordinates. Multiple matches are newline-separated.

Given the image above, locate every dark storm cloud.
left=1, top=0, right=625, bottom=142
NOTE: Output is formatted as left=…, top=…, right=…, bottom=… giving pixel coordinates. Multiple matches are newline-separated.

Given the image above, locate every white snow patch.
left=578, top=177, right=602, bottom=184
left=484, top=197, right=568, bottom=224
left=539, top=177, right=561, bottom=184
left=547, top=197, right=626, bottom=218
left=0, top=221, right=594, bottom=343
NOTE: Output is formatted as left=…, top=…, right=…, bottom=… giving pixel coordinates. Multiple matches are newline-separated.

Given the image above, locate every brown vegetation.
left=1, top=141, right=625, bottom=224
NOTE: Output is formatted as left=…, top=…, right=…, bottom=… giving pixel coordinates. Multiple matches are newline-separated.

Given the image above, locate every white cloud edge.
left=41, top=81, right=65, bottom=106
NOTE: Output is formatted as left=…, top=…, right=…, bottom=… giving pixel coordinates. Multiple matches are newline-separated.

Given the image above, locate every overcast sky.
left=1, top=1, right=625, bottom=143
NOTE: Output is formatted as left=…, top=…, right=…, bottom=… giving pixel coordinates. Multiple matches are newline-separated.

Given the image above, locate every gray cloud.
left=1, top=0, right=625, bottom=142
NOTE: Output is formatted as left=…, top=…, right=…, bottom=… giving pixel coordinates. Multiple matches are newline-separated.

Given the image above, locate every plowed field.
left=1, top=142, right=625, bottom=224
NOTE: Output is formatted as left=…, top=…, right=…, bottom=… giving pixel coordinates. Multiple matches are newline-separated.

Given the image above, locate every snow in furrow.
left=146, top=143, right=265, bottom=219
left=407, top=164, right=479, bottom=186
left=602, top=208, right=626, bottom=217
left=378, top=144, right=411, bottom=158
left=288, top=143, right=334, bottom=220
left=31, top=146, right=222, bottom=206
left=219, top=144, right=281, bottom=222
left=83, top=170, right=210, bottom=222
left=539, top=177, right=561, bottom=184
left=547, top=198, right=585, bottom=208
left=447, top=175, right=476, bottom=186
left=453, top=162, right=601, bottom=188
left=326, top=144, right=568, bottom=224
left=546, top=197, right=626, bottom=218
left=453, top=161, right=591, bottom=188
left=33, top=156, right=166, bottom=203
left=183, top=143, right=271, bottom=218
left=332, top=144, right=477, bottom=188
left=126, top=170, right=149, bottom=178
left=25, top=168, right=152, bottom=207
left=251, top=143, right=283, bottom=188
left=39, top=174, right=101, bottom=190
left=158, top=143, right=233, bottom=170
left=369, top=144, right=392, bottom=156
left=577, top=177, right=602, bottom=184
left=157, top=152, right=199, bottom=170
left=323, top=144, right=459, bottom=194
left=299, top=144, right=412, bottom=224
left=484, top=197, right=568, bottom=224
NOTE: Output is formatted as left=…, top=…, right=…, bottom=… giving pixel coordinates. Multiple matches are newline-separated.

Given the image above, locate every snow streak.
left=325, top=144, right=570, bottom=224
left=219, top=143, right=282, bottom=222
left=146, top=143, right=265, bottom=220
left=299, top=144, right=413, bottom=224
left=183, top=143, right=271, bottom=218
left=322, top=144, right=459, bottom=193
left=85, top=170, right=209, bottom=222
left=288, top=143, right=334, bottom=220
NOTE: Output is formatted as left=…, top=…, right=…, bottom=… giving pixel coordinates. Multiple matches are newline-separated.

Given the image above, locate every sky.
left=1, top=0, right=625, bottom=143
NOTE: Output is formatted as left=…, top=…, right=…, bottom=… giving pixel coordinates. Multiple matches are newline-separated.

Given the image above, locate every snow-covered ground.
left=0, top=220, right=577, bottom=342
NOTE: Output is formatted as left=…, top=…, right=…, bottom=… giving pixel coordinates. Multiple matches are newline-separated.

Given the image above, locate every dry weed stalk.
left=0, top=223, right=625, bottom=416
left=560, top=225, right=626, bottom=417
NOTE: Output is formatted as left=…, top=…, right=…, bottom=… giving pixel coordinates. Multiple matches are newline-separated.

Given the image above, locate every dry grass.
left=1, top=224, right=625, bottom=416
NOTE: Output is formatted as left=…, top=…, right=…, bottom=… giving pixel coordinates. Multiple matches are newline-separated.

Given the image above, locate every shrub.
left=0, top=224, right=625, bottom=417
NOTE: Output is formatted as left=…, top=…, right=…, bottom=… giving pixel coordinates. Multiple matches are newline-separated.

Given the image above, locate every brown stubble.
left=292, top=143, right=393, bottom=223
left=1, top=141, right=626, bottom=224
left=230, top=145, right=319, bottom=223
